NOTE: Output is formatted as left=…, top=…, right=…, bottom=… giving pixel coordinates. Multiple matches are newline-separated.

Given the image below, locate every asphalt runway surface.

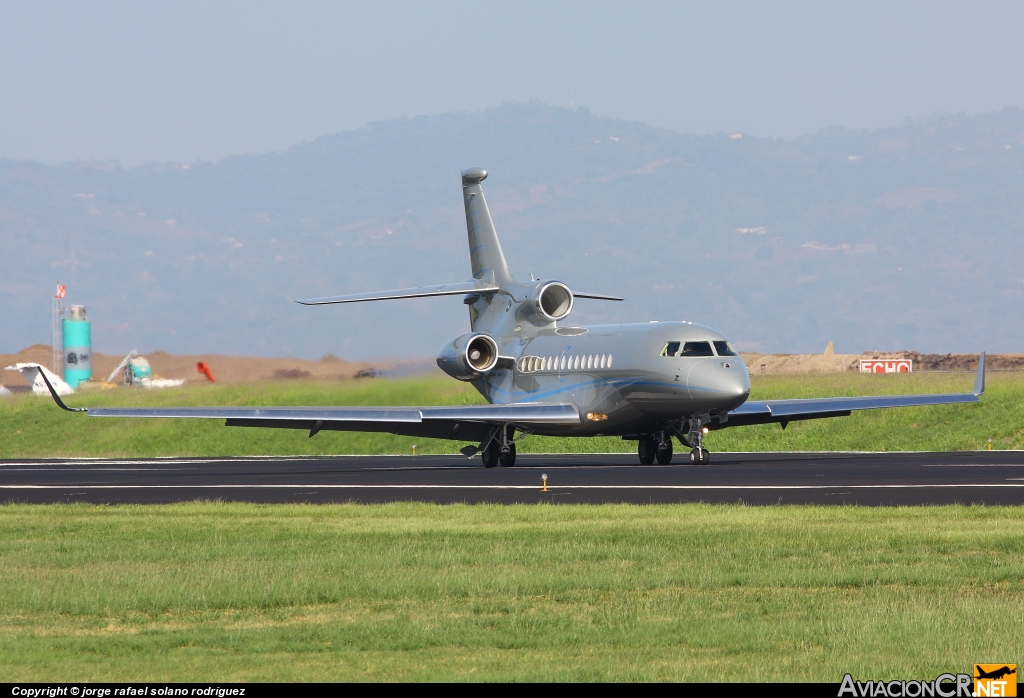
left=3, top=451, right=1024, bottom=505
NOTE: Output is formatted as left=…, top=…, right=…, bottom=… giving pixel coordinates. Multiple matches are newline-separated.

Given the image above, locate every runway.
left=3, top=451, right=1024, bottom=505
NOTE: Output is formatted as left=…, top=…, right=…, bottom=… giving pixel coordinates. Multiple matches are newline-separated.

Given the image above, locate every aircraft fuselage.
left=474, top=320, right=751, bottom=437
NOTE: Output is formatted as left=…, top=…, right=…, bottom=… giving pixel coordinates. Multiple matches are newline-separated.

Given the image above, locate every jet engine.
left=436, top=333, right=500, bottom=381
left=527, top=281, right=573, bottom=322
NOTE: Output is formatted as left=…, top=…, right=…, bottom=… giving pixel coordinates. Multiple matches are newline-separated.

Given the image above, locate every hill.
left=2, top=102, right=1022, bottom=360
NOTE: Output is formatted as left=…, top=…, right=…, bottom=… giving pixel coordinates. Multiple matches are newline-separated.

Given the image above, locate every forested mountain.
left=2, top=101, right=1022, bottom=360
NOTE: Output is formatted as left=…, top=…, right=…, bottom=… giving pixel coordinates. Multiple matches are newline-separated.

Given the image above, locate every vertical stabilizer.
left=462, top=168, right=513, bottom=287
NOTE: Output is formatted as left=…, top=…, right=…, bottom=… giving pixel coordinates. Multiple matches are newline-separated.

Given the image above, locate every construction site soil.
left=742, top=349, right=1024, bottom=374
left=3, top=344, right=1020, bottom=392
left=1, top=344, right=372, bottom=389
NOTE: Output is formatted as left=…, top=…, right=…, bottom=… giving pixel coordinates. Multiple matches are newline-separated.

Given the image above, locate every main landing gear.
left=482, top=425, right=517, bottom=468
left=637, top=433, right=674, bottom=465
left=636, top=418, right=712, bottom=466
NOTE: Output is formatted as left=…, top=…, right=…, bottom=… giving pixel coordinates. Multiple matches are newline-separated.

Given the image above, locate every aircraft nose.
left=687, top=358, right=750, bottom=407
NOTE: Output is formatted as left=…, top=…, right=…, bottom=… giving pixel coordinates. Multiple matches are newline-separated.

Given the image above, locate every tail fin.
left=462, top=168, right=513, bottom=287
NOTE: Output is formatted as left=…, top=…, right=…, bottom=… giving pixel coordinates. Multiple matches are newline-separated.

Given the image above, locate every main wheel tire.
left=499, top=442, right=517, bottom=467
left=481, top=443, right=500, bottom=468
left=638, top=437, right=656, bottom=465
left=655, top=440, right=673, bottom=465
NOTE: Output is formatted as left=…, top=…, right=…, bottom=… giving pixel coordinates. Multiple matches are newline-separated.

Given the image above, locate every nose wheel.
left=689, top=448, right=710, bottom=465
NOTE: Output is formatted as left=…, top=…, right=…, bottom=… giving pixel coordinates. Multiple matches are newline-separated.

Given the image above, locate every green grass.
left=2, top=372, right=1021, bottom=458
left=1, top=502, right=1022, bottom=681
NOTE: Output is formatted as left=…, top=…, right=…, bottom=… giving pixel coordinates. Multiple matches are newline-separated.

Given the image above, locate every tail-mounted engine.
left=526, top=281, right=573, bottom=322
left=436, top=333, right=499, bottom=381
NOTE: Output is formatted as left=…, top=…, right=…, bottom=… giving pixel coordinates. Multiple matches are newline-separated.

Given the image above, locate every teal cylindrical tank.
left=62, top=305, right=92, bottom=388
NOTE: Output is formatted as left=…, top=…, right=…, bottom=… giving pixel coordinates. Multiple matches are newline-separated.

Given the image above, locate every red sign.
left=55, top=285, right=66, bottom=299
left=859, top=359, right=912, bottom=373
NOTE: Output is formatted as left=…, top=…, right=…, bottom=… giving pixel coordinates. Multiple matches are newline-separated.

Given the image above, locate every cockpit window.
left=660, top=341, right=680, bottom=357
left=713, top=340, right=738, bottom=356
left=681, top=341, right=714, bottom=357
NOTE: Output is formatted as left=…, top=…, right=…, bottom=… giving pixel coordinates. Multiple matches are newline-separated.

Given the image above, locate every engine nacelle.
left=436, top=333, right=499, bottom=381
left=527, top=281, right=573, bottom=322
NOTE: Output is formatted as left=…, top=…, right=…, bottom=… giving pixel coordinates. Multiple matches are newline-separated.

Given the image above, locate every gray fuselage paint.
left=468, top=320, right=750, bottom=437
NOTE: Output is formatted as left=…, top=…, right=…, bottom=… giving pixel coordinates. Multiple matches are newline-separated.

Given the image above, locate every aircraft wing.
left=296, top=281, right=500, bottom=305
left=726, top=353, right=985, bottom=428
left=37, top=372, right=580, bottom=443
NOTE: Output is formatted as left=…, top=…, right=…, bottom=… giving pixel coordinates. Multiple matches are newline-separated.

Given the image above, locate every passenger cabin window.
left=681, top=341, right=714, bottom=357
left=660, top=341, right=681, bottom=357
left=713, top=340, right=738, bottom=356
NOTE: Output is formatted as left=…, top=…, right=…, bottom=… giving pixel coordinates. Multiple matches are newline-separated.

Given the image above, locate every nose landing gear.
left=685, top=416, right=711, bottom=464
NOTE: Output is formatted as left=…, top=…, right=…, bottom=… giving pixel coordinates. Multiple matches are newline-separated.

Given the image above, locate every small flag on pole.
left=55, top=285, right=66, bottom=299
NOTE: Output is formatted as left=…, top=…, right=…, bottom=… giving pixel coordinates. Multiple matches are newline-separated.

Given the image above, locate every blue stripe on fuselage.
left=485, top=374, right=719, bottom=404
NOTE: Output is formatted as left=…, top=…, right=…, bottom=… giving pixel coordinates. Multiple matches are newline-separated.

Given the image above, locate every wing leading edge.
left=726, top=353, right=985, bottom=428
left=296, top=281, right=500, bottom=306
left=35, top=372, right=580, bottom=442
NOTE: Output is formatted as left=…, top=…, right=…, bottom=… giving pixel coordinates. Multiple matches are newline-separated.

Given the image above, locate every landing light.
left=586, top=412, right=609, bottom=421
left=702, top=426, right=709, bottom=434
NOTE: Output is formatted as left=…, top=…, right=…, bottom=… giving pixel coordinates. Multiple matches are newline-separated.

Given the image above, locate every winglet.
left=973, top=352, right=986, bottom=397
left=38, top=370, right=87, bottom=412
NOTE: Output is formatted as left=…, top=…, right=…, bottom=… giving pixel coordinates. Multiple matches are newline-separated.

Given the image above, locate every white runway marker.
left=3, top=483, right=1024, bottom=490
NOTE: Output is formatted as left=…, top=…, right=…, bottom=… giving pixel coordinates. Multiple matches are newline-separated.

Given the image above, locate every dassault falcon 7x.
left=42, top=168, right=986, bottom=467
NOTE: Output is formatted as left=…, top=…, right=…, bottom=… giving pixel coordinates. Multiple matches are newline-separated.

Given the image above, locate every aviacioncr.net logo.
left=838, top=673, right=973, bottom=697
left=974, top=665, right=1017, bottom=697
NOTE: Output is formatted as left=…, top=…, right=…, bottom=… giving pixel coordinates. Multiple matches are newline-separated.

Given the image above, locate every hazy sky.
left=2, top=1, right=1023, bottom=166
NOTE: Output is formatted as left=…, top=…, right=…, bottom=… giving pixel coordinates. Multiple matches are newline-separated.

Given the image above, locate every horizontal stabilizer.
left=573, top=292, right=624, bottom=301
left=297, top=281, right=499, bottom=306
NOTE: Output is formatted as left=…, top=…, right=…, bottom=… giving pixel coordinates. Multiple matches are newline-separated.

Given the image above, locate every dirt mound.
left=742, top=348, right=1024, bottom=374
left=1, top=344, right=373, bottom=388
left=741, top=351, right=860, bottom=375
left=858, top=351, right=1024, bottom=372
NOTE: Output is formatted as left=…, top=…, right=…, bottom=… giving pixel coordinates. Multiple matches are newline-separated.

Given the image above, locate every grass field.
left=3, top=374, right=1022, bottom=682
left=1, top=371, right=1021, bottom=458
left=1, top=502, right=1021, bottom=681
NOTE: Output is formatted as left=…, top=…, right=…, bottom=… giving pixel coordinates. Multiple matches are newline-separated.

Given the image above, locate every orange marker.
left=196, top=362, right=215, bottom=382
